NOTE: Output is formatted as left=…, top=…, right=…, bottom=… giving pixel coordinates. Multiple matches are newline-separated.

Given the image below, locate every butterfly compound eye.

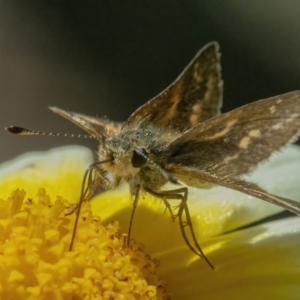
left=132, top=148, right=148, bottom=168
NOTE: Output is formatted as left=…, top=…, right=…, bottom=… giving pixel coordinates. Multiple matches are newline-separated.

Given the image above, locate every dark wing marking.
left=49, top=107, right=122, bottom=136
left=166, top=91, right=300, bottom=176
left=167, top=166, right=300, bottom=215
left=124, top=42, right=223, bottom=132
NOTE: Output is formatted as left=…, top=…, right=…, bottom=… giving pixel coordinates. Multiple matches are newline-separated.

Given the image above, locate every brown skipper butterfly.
left=7, top=42, right=300, bottom=269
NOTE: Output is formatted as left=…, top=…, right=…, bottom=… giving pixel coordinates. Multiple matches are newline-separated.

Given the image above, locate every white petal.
left=0, top=146, right=93, bottom=200
left=158, top=217, right=300, bottom=299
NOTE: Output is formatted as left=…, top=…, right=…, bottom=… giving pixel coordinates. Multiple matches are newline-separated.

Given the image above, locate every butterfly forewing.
left=66, top=113, right=123, bottom=136
left=124, top=42, right=223, bottom=132
left=49, top=107, right=123, bottom=136
left=166, top=91, right=300, bottom=177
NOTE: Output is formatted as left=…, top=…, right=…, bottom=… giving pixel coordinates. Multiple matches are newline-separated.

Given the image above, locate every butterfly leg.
left=145, top=187, right=214, bottom=269
left=65, top=166, right=99, bottom=217
left=127, top=185, right=141, bottom=246
left=127, top=185, right=175, bottom=248
left=68, top=162, right=106, bottom=251
left=162, top=198, right=177, bottom=220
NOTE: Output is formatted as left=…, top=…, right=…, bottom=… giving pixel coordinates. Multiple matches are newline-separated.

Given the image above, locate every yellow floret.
left=0, top=189, right=170, bottom=300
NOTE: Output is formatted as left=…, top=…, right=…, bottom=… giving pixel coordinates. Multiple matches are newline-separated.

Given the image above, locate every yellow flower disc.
left=0, top=188, right=170, bottom=300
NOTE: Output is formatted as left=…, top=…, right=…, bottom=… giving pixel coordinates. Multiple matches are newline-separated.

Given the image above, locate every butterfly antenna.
left=6, top=126, right=102, bottom=140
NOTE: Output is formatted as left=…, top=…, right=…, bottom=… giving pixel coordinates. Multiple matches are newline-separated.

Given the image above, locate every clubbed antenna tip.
left=5, top=126, right=26, bottom=134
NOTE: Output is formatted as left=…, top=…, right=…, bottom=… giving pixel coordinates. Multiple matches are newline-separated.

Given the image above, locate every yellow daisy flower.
left=0, top=146, right=169, bottom=300
left=0, top=145, right=300, bottom=299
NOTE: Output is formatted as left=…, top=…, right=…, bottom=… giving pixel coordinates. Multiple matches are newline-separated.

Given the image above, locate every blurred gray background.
left=1, top=1, right=300, bottom=162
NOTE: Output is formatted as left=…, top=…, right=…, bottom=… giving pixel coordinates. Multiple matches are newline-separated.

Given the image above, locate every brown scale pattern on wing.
left=166, top=91, right=300, bottom=177
left=124, top=42, right=223, bottom=132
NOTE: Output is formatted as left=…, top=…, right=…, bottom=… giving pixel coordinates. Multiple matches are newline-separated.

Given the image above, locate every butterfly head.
left=97, top=135, right=150, bottom=181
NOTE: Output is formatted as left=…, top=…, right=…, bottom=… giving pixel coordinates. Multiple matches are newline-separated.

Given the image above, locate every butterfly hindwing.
left=167, top=165, right=300, bottom=215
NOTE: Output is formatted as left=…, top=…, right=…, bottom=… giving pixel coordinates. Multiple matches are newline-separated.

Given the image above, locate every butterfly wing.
left=167, top=166, right=300, bottom=215
left=166, top=91, right=300, bottom=177
left=49, top=107, right=123, bottom=136
left=123, top=42, right=223, bottom=131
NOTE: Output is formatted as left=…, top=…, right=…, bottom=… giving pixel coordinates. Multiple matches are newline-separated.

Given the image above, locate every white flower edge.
left=0, top=145, right=94, bottom=200
left=0, top=145, right=93, bottom=178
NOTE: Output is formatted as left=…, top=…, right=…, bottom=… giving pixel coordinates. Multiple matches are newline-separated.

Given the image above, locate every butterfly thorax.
left=96, top=125, right=178, bottom=194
